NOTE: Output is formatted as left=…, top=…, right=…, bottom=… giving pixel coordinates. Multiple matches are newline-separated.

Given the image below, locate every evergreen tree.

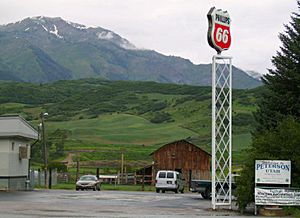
left=254, top=1, right=300, bottom=132
left=237, top=2, right=300, bottom=213
left=236, top=117, right=300, bottom=212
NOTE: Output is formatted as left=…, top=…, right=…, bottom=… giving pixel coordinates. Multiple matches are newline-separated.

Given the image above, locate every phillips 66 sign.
left=207, top=7, right=231, bottom=54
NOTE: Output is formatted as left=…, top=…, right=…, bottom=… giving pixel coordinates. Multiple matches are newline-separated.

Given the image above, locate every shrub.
left=150, top=112, right=173, bottom=123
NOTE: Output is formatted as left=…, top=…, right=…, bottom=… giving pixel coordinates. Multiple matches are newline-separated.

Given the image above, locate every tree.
left=236, top=118, right=300, bottom=211
left=237, top=2, right=300, bottom=212
left=254, top=1, right=300, bottom=133
left=31, top=129, right=68, bottom=164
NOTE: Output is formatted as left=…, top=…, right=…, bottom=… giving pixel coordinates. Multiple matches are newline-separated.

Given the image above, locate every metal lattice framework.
left=211, top=55, right=232, bottom=209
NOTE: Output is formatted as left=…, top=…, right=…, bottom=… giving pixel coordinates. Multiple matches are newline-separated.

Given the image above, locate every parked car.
left=155, top=170, right=184, bottom=193
left=76, top=175, right=101, bottom=191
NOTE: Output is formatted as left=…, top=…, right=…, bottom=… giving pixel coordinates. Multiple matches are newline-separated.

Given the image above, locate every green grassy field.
left=43, top=111, right=253, bottom=169
left=0, top=79, right=260, bottom=171
left=47, top=114, right=197, bottom=146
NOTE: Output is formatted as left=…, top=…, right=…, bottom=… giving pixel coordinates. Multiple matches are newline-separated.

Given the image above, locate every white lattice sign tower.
left=211, top=55, right=232, bottom=209
left=207, top=7, right=233, bottom=210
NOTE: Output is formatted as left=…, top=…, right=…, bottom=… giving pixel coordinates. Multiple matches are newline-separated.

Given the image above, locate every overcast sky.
left=0, top=0, right=297, bottom=74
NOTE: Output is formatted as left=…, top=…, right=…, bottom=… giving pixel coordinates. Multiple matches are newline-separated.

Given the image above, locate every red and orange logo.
left=207, top=7, right=231, bottom=54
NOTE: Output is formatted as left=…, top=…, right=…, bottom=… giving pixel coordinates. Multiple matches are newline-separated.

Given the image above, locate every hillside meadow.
left=0, top=79, right=261, bottom=173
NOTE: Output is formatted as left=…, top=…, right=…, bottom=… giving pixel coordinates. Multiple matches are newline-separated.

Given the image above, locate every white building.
left=0, top=115, right=38, bottom=191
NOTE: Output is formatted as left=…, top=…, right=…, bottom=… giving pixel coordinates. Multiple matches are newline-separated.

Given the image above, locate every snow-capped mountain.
left=1, top=16, right=137, bottom=50
left=0, top=16, right=262, bottom=88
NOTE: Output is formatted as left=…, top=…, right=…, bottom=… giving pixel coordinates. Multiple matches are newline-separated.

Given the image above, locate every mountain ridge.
left=0, top=16, right=262, bottom=88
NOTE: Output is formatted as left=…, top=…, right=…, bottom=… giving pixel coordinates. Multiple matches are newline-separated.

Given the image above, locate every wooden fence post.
left=134, top=172, right=137, bottom=185
left=142, top=168, right=145, bottom=191
left=96, top=168, right=100, bottom=179
left=125, top=167, right=128, bottom=184
left=117, top=171, right=120, bottom=185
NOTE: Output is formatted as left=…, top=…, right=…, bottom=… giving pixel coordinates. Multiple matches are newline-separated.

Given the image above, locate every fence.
left=56, top=171, right=153, bottom=185
left=116, top=173, right=153, bottom=185
left=32, top=168, right=57, bottom=187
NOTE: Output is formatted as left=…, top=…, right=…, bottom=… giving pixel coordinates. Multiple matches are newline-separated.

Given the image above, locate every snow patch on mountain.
left=120, top=38, right=138, bottom=50
left=42, top=25, right=48, bottom=32
left=31, top=16, right=46, bottom=23
left=32, top=16, right=45, bottom=20
left=66, top=20, right=88, bottom=30
left=96, top=31, right=138, bottom=49
left=97, top=31, right=114, bottom=40
left=49, top=25, right=63, bottom=39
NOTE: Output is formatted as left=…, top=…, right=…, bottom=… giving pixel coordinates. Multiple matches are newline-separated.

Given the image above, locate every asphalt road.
left=0, top=190, right=258, bottom=218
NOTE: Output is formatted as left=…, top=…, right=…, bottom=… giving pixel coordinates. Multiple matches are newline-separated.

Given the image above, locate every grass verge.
left=47, top=183, right=156, bottom=192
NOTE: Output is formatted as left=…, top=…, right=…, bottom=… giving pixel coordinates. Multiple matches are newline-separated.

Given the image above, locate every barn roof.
left=150, top=139, right=211, bottom=156
left=0, top=115, right=38, bottom=140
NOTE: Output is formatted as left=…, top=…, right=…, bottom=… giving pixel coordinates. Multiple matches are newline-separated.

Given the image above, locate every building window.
left=12, top=142, right=15, bottom=151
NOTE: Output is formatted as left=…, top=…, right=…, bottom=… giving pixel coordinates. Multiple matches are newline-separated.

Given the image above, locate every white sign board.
left=255, top=188, right=300, bottom=206
left=255, top=160, right=291, bottom=184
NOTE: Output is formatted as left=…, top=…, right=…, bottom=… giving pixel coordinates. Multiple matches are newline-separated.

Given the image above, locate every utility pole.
left=40, top=112, right=48, bottom=189
left=76, top=152, right=80, bottom=181
left=121, top=151, right=124, bottom=184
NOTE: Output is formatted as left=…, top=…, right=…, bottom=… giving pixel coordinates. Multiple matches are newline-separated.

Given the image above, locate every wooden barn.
left=150, top=139, right=211, bottom=184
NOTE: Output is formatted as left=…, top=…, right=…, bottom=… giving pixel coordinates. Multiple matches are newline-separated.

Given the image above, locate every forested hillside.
left=0, top=79, right=261, bottom=170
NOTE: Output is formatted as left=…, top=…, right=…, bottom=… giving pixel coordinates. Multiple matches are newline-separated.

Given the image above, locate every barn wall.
left=153, top=141, right=211, bottom=181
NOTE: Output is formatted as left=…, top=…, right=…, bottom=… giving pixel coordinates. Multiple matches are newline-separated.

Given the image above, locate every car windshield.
left=80, top=176, right=96, bottom=181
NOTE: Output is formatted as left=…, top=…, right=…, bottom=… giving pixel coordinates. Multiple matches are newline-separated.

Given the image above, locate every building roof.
left=149, top=139, right=211, bottom=156
left=0, top=115, right=38, bottom=140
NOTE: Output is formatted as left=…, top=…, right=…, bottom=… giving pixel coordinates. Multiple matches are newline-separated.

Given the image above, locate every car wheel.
left=156, top=188, right=160, bottom=193
left=76, top=188, right=79, bottom=191
left=204, top=187, right=211, bottom=199
left=174, top=188, right=178, bottom=194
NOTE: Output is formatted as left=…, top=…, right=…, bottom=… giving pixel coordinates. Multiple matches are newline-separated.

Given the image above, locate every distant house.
left=0, top=116, right=38, bottom=191
left=150, top=139, right=211, bottom=184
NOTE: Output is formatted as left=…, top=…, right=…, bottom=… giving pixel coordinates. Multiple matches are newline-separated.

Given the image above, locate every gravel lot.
left=0, top=190, right=258, bottom=218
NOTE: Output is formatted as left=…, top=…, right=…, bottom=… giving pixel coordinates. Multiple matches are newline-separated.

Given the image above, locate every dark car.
left=76, top=175, right=101, bottom=191
left=190, top=178, right=238, bottom=199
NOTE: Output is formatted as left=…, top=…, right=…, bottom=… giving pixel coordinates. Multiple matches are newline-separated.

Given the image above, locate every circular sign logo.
left=207, top=7, right=231, bottom=54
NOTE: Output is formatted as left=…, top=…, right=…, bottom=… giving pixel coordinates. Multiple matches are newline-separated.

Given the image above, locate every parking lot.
left=0, top=190, right=257, bottom=217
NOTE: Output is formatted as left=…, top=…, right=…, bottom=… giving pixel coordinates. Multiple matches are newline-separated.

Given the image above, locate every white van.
left=155, top=170, right=184, bottom=193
